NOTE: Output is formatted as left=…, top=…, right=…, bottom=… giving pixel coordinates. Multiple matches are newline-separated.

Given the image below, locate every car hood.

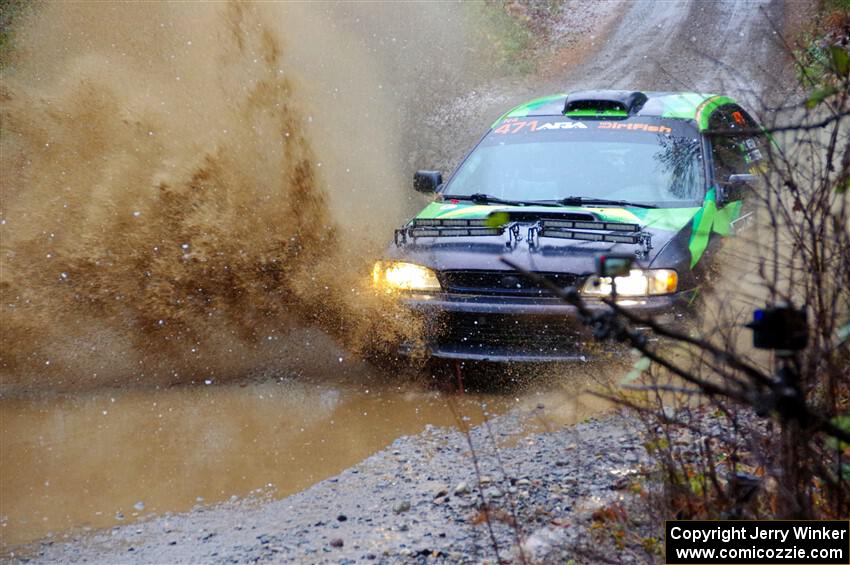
left=385, top=202, right=703, bottom=274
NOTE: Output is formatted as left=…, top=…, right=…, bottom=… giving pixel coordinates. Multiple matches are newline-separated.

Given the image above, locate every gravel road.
left=565, top=0, right=794, bottom=109
left=421, top=0, right=794, bottom=176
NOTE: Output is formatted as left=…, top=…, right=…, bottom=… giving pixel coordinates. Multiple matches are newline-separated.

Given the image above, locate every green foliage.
left=642, top=536, right=662, bottom=555
left=796, top=33, right=826, bottom=83
left=806, top=85, right=842, bottom=108
left=687, top=472, right=706, bottom=497
left=823, top=0, right=850, bottom=10
left=804, top=45, right=850, bottom=101
left=468, top=1, right=564, bottom=74
left=0, top=0, right=30, bottom=65
left=830, top=45, right=850, bottom=76
left=796, top=9, right=849, bottom=109
left=644, top=437, right=669, bottom=452
left=806, top=85, right=840, bottom=110
left=470, top=1, right=537, bottom=74
left=827, top=414, right=850, bottom=450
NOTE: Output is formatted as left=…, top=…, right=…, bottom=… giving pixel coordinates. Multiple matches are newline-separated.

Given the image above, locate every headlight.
left=371, top=261, right=441, bottom=292
left=581, top=269, right=677, bottom=297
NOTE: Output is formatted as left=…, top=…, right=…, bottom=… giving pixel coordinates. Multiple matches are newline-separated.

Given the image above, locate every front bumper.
left=399, top=291, right=692, bottom=363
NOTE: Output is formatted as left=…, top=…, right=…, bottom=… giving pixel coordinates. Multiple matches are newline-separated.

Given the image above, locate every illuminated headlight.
left=581, top=269, right=678, bottom=297
left=371, top=261, right=441, bottom=292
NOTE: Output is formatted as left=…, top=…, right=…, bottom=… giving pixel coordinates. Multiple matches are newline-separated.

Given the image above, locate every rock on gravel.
left=453, top=482, right=471, bottom=496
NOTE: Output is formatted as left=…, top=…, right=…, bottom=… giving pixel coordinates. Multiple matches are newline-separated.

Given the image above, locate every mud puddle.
left=0, top=361, right=613, bottom=549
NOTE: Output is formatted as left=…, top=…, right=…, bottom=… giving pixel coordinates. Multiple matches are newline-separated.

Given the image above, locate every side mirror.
left=720, top=173, right=756, bottom=204
left=413, top=170, right=442, bottom=194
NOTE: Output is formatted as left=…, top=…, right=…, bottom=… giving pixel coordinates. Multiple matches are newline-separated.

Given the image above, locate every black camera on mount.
left=746, top=305, right=808, bottom=351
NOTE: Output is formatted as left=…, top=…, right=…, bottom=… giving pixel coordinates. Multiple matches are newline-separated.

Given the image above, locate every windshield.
left=443, top=118, right=705, bottom=207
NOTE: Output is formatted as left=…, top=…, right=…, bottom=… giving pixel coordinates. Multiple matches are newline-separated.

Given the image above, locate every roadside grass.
left=466, top=0, right=564, bottom=75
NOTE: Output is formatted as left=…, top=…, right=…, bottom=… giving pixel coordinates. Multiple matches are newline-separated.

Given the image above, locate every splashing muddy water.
left=0, top=1, right=641, bottom=553
left=0, top=2, right=493, bottom=391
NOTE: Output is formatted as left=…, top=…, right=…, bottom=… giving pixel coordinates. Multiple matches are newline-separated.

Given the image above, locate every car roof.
left=493, top=90, right=741, bottom=132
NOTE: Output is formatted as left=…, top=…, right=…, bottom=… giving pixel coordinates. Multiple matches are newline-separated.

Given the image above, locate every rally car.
left=372, top=90, right=764, bottom=363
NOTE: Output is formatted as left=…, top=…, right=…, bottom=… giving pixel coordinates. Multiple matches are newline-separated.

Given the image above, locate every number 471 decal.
left=493, top=119, right=588, bottom=134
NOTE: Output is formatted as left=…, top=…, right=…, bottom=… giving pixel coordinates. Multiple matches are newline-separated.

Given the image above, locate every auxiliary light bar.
left=411, top=219, right=493, bottom=228
left=538, top=229, right=642, bottom=245
left=409, top=227, right=503, bottom=238
left=539, top=219, right=640, bottom=232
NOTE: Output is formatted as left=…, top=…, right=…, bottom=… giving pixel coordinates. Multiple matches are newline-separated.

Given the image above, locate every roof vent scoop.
left=563, top=90, right=648, bottom=116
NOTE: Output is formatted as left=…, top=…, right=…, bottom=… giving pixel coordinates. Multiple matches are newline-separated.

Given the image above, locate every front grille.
left=439, top=270, right=580, bottom=297
left=430, top=312, right=588, bottom=354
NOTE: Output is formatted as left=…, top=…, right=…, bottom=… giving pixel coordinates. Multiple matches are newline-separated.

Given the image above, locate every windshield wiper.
left=445, top=193, right=658, bottom=209
left=555, top=196, right=658, bottom=209
left=444, top=193, right=562, bottom=207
